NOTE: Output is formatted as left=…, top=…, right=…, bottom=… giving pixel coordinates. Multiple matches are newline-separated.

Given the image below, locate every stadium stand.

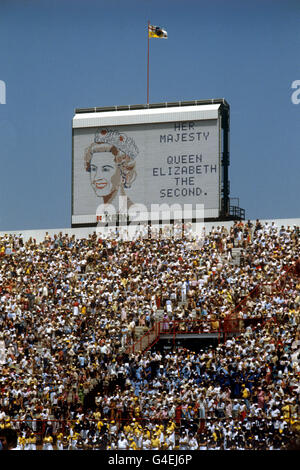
left=0, top=219, right=299, bottom=450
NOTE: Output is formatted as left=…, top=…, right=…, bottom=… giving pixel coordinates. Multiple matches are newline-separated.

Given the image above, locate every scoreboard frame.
left=71, top=99, right=242, bottom=228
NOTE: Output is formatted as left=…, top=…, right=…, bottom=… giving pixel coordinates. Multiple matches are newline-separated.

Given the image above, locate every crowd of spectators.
left=0, top=219, right=299, bottom=450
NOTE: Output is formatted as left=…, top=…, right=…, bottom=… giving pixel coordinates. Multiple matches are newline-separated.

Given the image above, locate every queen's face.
left=89, top=152, right=119, bottom=197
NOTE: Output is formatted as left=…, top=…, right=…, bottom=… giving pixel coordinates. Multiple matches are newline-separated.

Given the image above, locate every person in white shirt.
left=142, top=435, right=151, bottom=450
left=189, top=435, right=199, bottom=450
left=117, top=434, right=128, bottom=450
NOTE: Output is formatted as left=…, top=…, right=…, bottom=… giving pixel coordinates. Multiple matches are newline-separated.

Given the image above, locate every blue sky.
left=0, top=0, right=299, bottom=231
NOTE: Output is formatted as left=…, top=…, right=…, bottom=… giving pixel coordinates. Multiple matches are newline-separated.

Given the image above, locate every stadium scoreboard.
left=71, top=99, right=232, bottom=227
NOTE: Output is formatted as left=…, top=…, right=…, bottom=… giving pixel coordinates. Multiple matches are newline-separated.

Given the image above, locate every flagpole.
left=147, top=20, right=150, bottom=105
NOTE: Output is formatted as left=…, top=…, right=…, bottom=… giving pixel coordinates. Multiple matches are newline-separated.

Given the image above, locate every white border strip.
left=72, top=104, right=220, bottom=128
left=71, top=208, right=219, bottom=225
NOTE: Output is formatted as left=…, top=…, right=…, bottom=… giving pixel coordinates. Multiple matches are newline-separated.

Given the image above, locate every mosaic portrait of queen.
left=84, top=128, right=139, bottom=209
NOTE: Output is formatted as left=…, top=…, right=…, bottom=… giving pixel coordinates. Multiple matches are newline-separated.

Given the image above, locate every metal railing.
left=126, top=316, right=244, bottom=354
left=126, top=321, right=161, bottom=354
left=6, top=409, right=299, bottom=447
left=229, top=205, right=245, bottom=220
left=126, top=261, right=298, bottom=355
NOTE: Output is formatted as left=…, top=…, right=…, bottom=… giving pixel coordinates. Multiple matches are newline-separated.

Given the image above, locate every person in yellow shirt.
left=56, top=432, right=64, bottom=450
left=211, top=315, right=219, bottom=331
left=281, top=402, right=292, bottom=424
left=29, top=433, right=37, bottom=451
left=166, top=422, right=176, bottom=448
left=134, top=404, right=141, bottom=419
left=67, top=432, right=80, bottom=450
left=242, top=384, right=251, bottom=410
left=3, top=417, right=11, bottom=429
left=143, top=427, right=151, bottom=439
left=151, top=433, right=161, bottom=450
left=153, top=425, right=161, bottom=437
left=291, top=418, right=300, bottom=433
left=123, top=423, right=132, bottom=435
left=42, top=435, right=54, bottom=450
left=128, top=437, right=138, bottom=450
left=17, top=435, right=26, bottom=450
left=72, top=431, right=81, bottom=448
left=167, top=420, right=176, bottom=432
left=97, top=419, right=104, bottom=432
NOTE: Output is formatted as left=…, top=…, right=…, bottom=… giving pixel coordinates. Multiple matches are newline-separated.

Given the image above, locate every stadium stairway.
left=129, top=326, right=159, bottom=353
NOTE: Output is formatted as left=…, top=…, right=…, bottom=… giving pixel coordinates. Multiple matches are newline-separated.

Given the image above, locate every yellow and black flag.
left=148, top=24, right=168, bottom=39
